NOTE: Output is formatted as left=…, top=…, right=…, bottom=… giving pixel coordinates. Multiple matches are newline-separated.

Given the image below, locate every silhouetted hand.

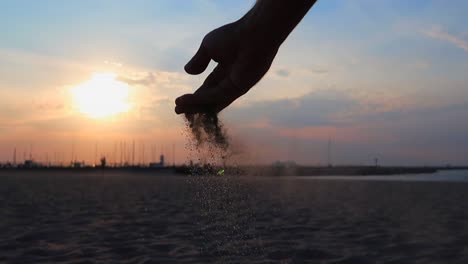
left=175, top=0, right=316, bottom=115
left=175, top=21, right=279, bottom=114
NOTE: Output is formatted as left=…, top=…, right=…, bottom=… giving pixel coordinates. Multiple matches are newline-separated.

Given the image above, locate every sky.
left=1, top=0, right=467, bottom=166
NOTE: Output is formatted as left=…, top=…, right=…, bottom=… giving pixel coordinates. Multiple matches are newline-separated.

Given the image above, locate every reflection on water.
left=295, top=170, right=468, bottom=182
left=0, top=170, right=467, bottom=263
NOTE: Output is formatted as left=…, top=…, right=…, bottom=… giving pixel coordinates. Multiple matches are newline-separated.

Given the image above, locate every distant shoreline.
left=1, top=165, right=467, bottom=176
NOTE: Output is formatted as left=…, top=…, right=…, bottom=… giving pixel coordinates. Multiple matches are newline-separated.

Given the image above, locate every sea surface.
left=1, top=170, right=468, bottom=263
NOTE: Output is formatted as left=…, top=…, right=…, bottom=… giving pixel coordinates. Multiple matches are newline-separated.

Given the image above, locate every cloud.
left=119, top=72, right=157, bottom=86
left=225, top=97, right=468, bottom=165
left=271, top=64, right=329, bottom=81
left=226, top=89, right=359, bottom=128
left=35, top=102, right=65, bottom=111
left=292, top=66, right=329, bottom=76
left=275, top=69, right=290, bottom=77
left=118, top=71, right=188, bottom=89
left=243, top=85, right=460, bottom=129
left=308, top=67, right=329, bottom=74
left=423, top=26, right=468, bottom=52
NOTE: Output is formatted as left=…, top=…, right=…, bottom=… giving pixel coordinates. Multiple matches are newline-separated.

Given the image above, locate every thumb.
left=185, top=44, right=211, bottom=75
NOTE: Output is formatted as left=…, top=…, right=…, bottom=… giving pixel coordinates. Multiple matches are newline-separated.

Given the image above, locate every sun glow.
left=71, top=72, right=130, bottom=118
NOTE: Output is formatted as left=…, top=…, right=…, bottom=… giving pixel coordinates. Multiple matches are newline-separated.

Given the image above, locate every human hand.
left=175, top=20, right=279, bottom=115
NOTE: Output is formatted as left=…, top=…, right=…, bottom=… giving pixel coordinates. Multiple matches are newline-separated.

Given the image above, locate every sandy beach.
left=1, top=170, right=468, bottom=263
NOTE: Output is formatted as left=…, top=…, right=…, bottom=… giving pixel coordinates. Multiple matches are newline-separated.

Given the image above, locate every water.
left=296, top=169, right=468, bottom=182
left=1, top=170, right=468, bottom=263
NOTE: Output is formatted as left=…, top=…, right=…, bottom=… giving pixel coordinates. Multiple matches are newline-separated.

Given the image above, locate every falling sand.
left=185, top=113, right=229, bottom=151
left=183, top=112, right=257, bottom=176
left=183, top=112, right=234, bottom=176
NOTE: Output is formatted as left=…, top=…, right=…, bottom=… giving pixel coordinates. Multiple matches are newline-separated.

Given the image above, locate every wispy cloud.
left=119, top=71, right=185, bottom=86
left=226, top=89, right=359, bottom=128
left=424, top=26, right=468, bottom=52
left=275, top=69, right=290, bottom=77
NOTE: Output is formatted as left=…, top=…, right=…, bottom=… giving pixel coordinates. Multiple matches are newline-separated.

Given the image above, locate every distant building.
left=0, top=162, right=14, bottom=168
left=23, top=160, right=39, bottom=168
left=72, top=161, right=85, bottom=168
left=150, top=154, right=165, bottom=168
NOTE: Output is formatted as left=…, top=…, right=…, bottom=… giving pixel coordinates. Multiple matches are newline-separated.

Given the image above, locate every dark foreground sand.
left=1, top=171, right=468, bottom=263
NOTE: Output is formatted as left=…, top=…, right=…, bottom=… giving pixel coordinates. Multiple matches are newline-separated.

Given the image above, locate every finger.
left=176, top=65, right=227, bottom=107
left=175, top=89, right=217, bottom=114
left=175, top=64, right=227, bottom=111
left=201, top=64, right=228, bottom=87
left=175, top=78, right=238, bottom=114
left=175, top=92, right=213, bottom=108
left=175, top=101, right=215, bottom=115
left=185, top=44, right=211, bottom=75
left=175, top=104, right=215, bottom=115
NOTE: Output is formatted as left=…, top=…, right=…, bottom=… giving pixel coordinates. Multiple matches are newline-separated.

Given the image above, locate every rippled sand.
left=1, top=171, right=468, bottom=263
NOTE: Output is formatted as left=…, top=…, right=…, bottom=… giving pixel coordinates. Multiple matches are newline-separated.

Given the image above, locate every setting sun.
left=71, top=72, right=130, bottom=118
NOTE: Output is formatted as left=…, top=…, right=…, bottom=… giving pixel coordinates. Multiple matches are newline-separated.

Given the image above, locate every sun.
left=71, top=72, right=130, bottom=118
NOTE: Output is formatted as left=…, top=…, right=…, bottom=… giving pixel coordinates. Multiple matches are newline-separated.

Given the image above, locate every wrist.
left=237, top=4, right=286, bottom=49
left=239, top=0, right=289, bottom=48
left=238, top=0, right=316, bottom=48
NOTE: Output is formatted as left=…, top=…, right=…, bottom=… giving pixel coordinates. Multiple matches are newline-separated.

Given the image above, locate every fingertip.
left=185, top=46, right=210, bottom=75
left=175, top=94, right=192, bottom=106
left=185, top=62, right=207, bottom=75
left=184, top=64, right=197, bottom=75
left=175, top=105, right=183, bottom=114
left=175, top=96, right=183, bottom=106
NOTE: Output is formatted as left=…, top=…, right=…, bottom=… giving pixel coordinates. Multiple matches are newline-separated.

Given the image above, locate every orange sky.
left=1, top=1, right=468, bottom=166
